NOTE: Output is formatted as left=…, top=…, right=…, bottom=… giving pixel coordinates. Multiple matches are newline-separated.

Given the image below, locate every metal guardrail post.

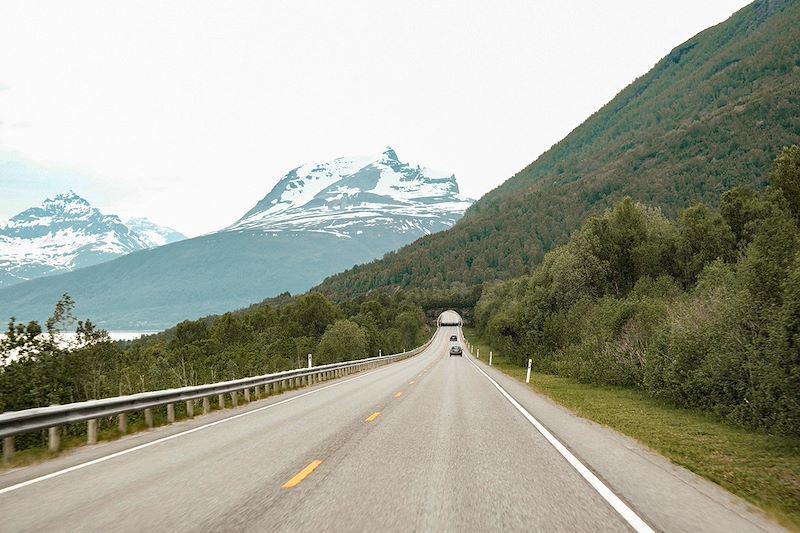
left=203, top=397, right=211, bottom=414
left=3, top=436, right=14, bottom=462
left=48, top=403, right=61, bottom=451
left=186, top=400, right=194, bottom=418
left=145, top=408, right=154, bottom=428
left=244, top=388, right=250, bottom=403
left=167, top=403, right=175, bottom=423
left=230, top=391, right=238, bottom=407
left=119, top=413, right=128, bottom=434
left=218, top=394, right=225, bottom=409
left=87, top=419, right=98, bottom=444
left=48, top=426, right=60, bottom=452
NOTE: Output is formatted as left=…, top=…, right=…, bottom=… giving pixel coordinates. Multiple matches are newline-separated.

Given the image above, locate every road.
left=0, top=311, right=785, bottom=532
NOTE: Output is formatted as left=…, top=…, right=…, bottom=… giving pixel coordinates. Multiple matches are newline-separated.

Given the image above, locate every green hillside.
left=317, top=0, right=800, bottom=299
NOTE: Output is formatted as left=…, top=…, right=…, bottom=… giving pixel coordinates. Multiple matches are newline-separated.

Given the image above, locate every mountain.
left=0, top=192, right=154, bottom=288
left=0, top=148, right=471, bottom=329
left=229, top=147, right=470, bottom=238
left=124, top=218, right=186, bottom=248
left=316, top=0, right=800, bottom=299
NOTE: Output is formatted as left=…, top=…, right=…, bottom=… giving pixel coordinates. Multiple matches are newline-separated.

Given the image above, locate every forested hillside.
left=317, top=0, right=800, bottom=299
left=476, top=147, right=800, bottom=436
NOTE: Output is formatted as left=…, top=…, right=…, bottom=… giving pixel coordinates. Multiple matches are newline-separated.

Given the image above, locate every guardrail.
left=0, top=333, right=436, bottom=462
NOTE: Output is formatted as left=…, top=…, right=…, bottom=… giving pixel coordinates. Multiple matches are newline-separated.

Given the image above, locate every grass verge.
left=462, top=327, right=800, bottom=531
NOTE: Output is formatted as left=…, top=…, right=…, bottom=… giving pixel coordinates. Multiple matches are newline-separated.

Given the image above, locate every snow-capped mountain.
left=0, top=192, right=184, bottom=288
left=229, top=147, right=472, bottom=238
left=125, top=217, right=185, bottom=248
left=0, top=149, right=471, bottom=328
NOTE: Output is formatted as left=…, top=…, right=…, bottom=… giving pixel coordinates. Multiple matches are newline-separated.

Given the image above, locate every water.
left=0, top=331, right=159, bottom=342
left=106, top=331, right=160, bottom=341
left=0, top=330, right=159, bottom=365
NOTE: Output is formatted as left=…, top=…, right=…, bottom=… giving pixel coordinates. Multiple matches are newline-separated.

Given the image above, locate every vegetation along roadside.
left=462, top=327, right=800, bottom=531
left=0, top=291, right=432, bottom=461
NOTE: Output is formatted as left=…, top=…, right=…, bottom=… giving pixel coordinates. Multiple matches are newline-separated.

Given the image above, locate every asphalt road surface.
left=0, top=311, right=785, bottom=532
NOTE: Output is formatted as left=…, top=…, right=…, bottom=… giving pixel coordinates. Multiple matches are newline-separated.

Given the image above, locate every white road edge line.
left=463, top=342, right=655, bottom=533
left=0, top=358, right=418, bottom=496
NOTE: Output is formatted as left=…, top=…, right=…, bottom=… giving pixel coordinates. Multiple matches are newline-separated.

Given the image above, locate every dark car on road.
left=449, top=345, right=463, bottom=357
left=449, top=335, right=458, bottom=341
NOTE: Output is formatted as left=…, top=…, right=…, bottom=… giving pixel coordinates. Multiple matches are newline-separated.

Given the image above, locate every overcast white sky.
left=0, top=0, right=752, bottom=236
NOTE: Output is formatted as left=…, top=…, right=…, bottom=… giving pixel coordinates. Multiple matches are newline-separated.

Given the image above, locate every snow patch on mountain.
left=229, top=147, right=472, bottom=238
left=0, top=192, right=184, bottom=287
left=125, top=217, right=186, bottom=248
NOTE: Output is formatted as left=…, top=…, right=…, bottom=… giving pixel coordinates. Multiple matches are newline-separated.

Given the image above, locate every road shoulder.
left=462, top=334, right=787, bottom=533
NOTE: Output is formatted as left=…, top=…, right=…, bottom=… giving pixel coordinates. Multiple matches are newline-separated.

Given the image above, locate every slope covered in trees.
left=317, top=0, right=800, bottom=299
left=475, top=147, right=800, bottom=436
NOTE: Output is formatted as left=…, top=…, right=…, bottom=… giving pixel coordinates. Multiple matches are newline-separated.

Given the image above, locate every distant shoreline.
left=0, top=331, right=159, bottom=342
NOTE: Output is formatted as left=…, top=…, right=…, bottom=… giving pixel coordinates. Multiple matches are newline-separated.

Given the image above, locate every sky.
left=0, top=0, right=752, bottom=237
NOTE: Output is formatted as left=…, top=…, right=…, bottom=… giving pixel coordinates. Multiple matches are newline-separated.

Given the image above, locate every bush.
left=474, top=149, right=800, bottom=435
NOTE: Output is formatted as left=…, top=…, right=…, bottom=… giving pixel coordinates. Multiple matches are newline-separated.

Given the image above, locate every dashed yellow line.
left=394, top=391, right=403, bottom=398
left=282, top=460, right=323, bottom=488
left=366, top=411, right=381, bottom=422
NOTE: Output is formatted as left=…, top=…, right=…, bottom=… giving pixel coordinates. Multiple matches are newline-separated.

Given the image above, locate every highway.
left=0, top=311, right=785, bottom=532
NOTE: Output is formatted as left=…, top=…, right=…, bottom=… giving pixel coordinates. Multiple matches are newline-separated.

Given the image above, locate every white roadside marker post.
left=526, top=359, right=532, bottom=384
left=489, top=351, right=493, bottom=366
left=308, top=353, right=312, bottom=369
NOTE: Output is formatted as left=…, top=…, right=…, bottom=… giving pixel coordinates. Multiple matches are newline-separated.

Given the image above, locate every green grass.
left=463, top=328, right=800, bottom=531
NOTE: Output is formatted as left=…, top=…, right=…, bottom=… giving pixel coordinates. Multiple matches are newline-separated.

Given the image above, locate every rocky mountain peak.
left=0, top=193, right=185, bottom=288
left=41, top=191, right=92, bottom=215
left=229, top=147, right=472, bottom=238
left=381, top=146, right=399, bottom=161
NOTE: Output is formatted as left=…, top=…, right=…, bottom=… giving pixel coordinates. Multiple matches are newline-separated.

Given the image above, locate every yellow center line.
left=394, top=391, right=403, bottom=398
left=282, top=460, right=323, bottom=489
left=365, top=411, right=381, bottom=422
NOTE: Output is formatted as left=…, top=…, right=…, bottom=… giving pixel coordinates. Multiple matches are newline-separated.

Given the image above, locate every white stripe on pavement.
left=463, top=343, right=655, bottom=533
left=0, top=353, right=428, bottom=496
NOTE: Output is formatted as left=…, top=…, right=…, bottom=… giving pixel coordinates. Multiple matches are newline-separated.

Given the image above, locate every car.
left=449, top=335, right=458, bottom=341
left=449, top=345, right=463, bottom=357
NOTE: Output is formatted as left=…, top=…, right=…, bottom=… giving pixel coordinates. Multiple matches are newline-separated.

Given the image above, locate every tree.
left=46, top=293, right=76, bottom=339
left=317, top=320, right=368, bottom=364
left=769, top=145, right=800, bottom=221
left=0, top=318, right=45, bottom=363
left=783, top=253, right=800, bottom=354
left=294, top=336, right=317, bottom=368
left=720, top=186, right=768, bottom=248
left=676, top=204, right=735, bottom=285
left=291, top=293, right=340, bottom=337
left=74, top=319, right=111, bottom=348
left=210, top=313, right=253, bottom=345
left=174, top=320, right=209, bottom=346
left=394, top=310, right=424, bottom=349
